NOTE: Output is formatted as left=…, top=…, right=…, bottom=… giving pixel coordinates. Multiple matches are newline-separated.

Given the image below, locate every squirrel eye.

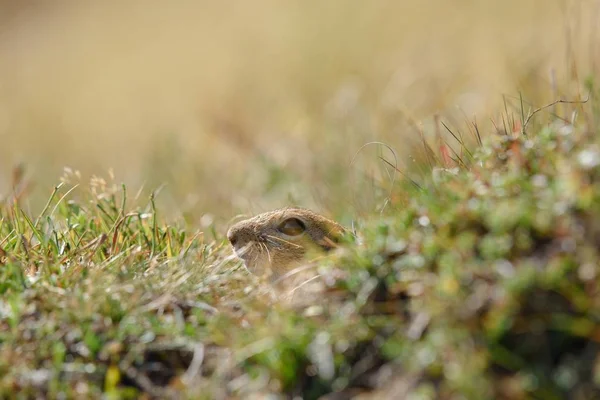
left=277, top=218, right=306, bottom=236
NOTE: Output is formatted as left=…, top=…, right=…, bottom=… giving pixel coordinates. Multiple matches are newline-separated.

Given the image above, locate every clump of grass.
left=2, top=84, right=600, bottom=399
left=0, top=169, right=248, bottom=398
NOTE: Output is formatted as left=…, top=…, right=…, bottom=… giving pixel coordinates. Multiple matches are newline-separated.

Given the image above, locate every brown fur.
left=227, top=207, right=345, bottom=278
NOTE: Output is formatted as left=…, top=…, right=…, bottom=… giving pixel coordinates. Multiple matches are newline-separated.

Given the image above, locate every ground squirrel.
left=227, top=207, right=346, bottom=278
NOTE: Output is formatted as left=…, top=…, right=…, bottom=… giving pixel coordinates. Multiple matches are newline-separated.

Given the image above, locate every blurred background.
left=0, top=0, right=598, bottom=225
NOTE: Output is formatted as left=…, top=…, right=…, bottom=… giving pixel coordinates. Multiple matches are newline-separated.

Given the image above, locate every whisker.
left=264, top=234, right=303, bottom=249
left=260, top=242, right=272, bottom=263
left=264, top=237, right=283, bottom=248
left=264, top=244, right=272, bottom=263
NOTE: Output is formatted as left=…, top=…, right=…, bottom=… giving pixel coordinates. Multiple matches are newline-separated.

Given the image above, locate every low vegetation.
left=1, top=85, right=600, bottom=399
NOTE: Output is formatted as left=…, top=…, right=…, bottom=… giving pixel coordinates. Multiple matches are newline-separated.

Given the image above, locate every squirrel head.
left=227, top=207, right=346, bottom=277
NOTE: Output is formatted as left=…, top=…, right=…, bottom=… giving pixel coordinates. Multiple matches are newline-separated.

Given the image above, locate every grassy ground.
left=2, top=4, right=600, bottom=399
left=1, top=80, right=600, bottom=399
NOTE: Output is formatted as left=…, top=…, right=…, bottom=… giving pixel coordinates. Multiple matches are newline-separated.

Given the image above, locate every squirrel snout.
left=227, top=229, right=239, bottom=247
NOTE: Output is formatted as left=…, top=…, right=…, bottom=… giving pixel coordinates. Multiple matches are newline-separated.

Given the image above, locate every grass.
left=1, top=78, right=600, bottom=399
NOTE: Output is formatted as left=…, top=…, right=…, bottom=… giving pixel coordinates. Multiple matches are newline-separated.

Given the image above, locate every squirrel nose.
left=227, top=229, right=239, bottom=246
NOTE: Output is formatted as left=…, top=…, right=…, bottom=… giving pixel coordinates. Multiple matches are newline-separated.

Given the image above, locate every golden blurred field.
left=0, top=1, right=598, bottom=221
